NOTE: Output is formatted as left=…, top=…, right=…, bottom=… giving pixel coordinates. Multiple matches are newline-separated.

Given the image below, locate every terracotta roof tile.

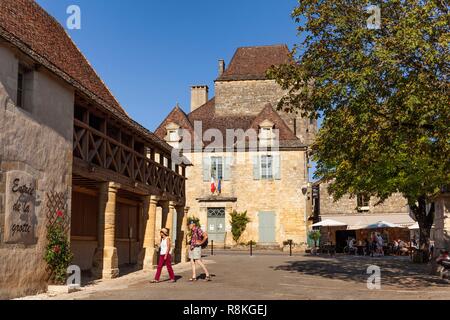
left=0, top=0, right=178, bottom=155
left=249, top=103, right=299, bottom=141
left=0, top=0, right=126, bottom=114
left=217, top=45, right=292, bottom=81
left=156, top=98, right=305, bottom=149
left=155, top=105, right=194, bottom=138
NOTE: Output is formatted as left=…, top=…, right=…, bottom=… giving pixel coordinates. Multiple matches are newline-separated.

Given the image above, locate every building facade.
left=156, top=45, right=317, bottom=247
left=312, top=180, right=415, bottom=250
left=0, top=0, right=187, bottom=299
left=433, top=193, right=450, bottom=253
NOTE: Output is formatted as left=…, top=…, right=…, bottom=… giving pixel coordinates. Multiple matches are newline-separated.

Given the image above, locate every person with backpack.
left=188, top=220, right=211, bottom=282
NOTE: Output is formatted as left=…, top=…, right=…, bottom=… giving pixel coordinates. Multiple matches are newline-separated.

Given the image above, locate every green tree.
left=268, top=0, right=449, bottom=257
left=230, top=210, right=251, bottom=243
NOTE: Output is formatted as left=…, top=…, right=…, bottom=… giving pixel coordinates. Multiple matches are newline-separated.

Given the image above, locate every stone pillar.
left=166, top=201, right=176, bottom=241
left=155, top=205, right=163, bottom=244
left=93, top=182, right=120, bottom=279
left=178, top=207, right=189, bottom=262
left=141, top=195, right=159, bottom=271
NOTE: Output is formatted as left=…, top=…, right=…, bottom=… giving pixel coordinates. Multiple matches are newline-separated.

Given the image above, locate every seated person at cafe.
left=348, top=237, right=357, bottom=255
left=398, top=239, right=409, bottom=255
left=392, top=239, right=399, bottom=255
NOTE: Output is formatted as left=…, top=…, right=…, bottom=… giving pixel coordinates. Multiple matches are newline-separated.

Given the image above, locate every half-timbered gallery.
left=0, top=0, right=188, bottom=299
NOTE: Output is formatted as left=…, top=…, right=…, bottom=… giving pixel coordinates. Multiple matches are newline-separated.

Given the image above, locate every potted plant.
left=308, top=230, right=321, bottom=255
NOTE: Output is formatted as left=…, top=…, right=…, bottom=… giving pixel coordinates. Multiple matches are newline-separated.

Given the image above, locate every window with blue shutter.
left=223, top=156, right=232, bottom=181
left=253, top=155, right=260, bottom=180
left=202, top=156, right=210, bottom=181
left=260, top=155, right=273, bottom=180
left=210, top=156, right=223, bottom=180
left=273, top=154, right=281, bottom=180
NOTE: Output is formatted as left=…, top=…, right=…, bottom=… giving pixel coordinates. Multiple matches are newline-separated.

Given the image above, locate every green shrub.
left=229, top=210, right=250, bottom=243
left=44, top=211, right=73, bottom=284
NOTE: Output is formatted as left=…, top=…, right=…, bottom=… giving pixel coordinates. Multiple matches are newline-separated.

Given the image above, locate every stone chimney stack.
left=190, top=85, right=209, bottom=112
left=218, top=59, right=225, bottom=77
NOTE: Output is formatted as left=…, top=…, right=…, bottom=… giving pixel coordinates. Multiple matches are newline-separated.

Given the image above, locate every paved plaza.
left=20, top=251, right=450, bottom=300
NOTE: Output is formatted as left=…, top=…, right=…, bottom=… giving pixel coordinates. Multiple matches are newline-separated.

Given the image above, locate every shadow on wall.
left=271, top=256, right=449, bottom=289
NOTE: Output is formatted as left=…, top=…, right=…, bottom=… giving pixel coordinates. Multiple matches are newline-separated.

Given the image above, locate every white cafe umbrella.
left=408, top=222, right=420, bottom=230
left=311, top=219, right=347, bottom=245
left=362, top=220, right=400, bottom=229
left=311, top=219, right=347, bottom=227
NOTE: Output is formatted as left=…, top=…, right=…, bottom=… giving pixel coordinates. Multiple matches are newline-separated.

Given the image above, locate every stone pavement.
left=17, top=251, right=450, bottom=300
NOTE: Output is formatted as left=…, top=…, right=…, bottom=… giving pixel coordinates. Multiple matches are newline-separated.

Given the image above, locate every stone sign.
left=4, top=171, right=38, bottom=244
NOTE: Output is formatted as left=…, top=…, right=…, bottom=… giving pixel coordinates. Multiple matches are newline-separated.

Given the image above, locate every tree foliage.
left=268, top=0, right=449, bottom=251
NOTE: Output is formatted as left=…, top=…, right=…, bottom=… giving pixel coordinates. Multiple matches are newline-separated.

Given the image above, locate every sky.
left=36, top=0, right=302, bottom=131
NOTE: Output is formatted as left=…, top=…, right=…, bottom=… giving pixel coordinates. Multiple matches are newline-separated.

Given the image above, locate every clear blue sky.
left=36, top=0, right=302, bottom=131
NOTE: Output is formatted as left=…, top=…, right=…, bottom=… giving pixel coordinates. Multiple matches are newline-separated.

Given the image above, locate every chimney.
left=190, top=85, right=209, bottom=112
left=218, top=59, right=225, bottom=77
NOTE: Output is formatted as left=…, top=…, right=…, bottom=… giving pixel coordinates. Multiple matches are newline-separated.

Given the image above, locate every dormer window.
left=261, top=127, right=272, bottom=139
left=259, top=119, right=275, bottom=147
left=164, top=122, right=181, bottom=146
left=168, top=129, right=179, bottom=142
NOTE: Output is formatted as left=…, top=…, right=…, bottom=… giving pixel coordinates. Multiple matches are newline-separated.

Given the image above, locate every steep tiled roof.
left=156, top=99, right=305, bottom=149
left=249, top=103, right=299, bottom=141
left=0, top=0, right=176, bottom=154
left=217, top=45, right=291, bottom=81
left=0, top=0, right=125, bottom=114
left=155, top=104, right=194, bottom=138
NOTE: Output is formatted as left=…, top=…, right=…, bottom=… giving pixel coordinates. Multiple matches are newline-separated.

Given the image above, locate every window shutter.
left=223, top=156, right=232, bottom=181
left=202, top=156, right=210, bottom=181
left=273, top=154, right=281, bottom=180
left=253, top=155, right=260, bottom=180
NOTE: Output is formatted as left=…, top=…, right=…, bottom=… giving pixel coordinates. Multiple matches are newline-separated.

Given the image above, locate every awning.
left=321, top=213, right=415, bottom=230
left=311, top=219, right=347, bottom=227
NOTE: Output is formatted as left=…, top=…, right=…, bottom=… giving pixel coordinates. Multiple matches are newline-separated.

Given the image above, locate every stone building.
left=312, top=180, right=415, bottom=250
left=0, top=0, right=187, bottom=299
left=156, top=45, right=317, bottom=247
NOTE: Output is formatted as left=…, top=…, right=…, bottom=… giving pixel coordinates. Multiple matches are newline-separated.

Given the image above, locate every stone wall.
left=215, top=80, right=285, bottom=116
left=434, top=193, right=450, bottom=252
left=184, top=150, right=309, bottom=246
left=215, top=79, right=317, bottom=145
left=318, top=181, right=409, bottom=215
left=0, top=44, right=74, bottom=299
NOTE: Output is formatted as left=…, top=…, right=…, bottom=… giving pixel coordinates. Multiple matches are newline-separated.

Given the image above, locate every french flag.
left=217, top=179, right=222, bottom=194
left=210, top=177, right=216, bottom=194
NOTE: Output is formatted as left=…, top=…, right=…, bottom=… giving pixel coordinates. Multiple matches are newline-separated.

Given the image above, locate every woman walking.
left=151, top=228, right=176, bottom=283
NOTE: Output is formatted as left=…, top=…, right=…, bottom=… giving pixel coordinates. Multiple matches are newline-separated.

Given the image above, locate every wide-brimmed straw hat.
left=160, top=228, right=169, bottom=236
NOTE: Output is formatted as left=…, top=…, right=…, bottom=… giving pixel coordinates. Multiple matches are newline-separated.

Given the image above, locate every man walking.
left=188, top=220, right=211, bottom=281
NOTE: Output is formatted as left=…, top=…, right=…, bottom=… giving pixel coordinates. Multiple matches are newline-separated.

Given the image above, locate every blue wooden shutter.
left=223, top=156, right=232, bottom=181
left=202, top=156, right=210, bottom=181
left=273, top=154, right=281, bottom=180
left=253, top=155, right=260, bottom=180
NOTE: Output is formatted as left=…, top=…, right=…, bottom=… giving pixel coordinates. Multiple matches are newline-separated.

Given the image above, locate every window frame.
left=17, top=67, right=25, bottom=109
left=168, top=129, right=179, bottom=142
left=260, top=155, right=274, bottom=180
left=210, top=156, right=223, bottom=180
left=357, top=194, right=370, bottom=211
